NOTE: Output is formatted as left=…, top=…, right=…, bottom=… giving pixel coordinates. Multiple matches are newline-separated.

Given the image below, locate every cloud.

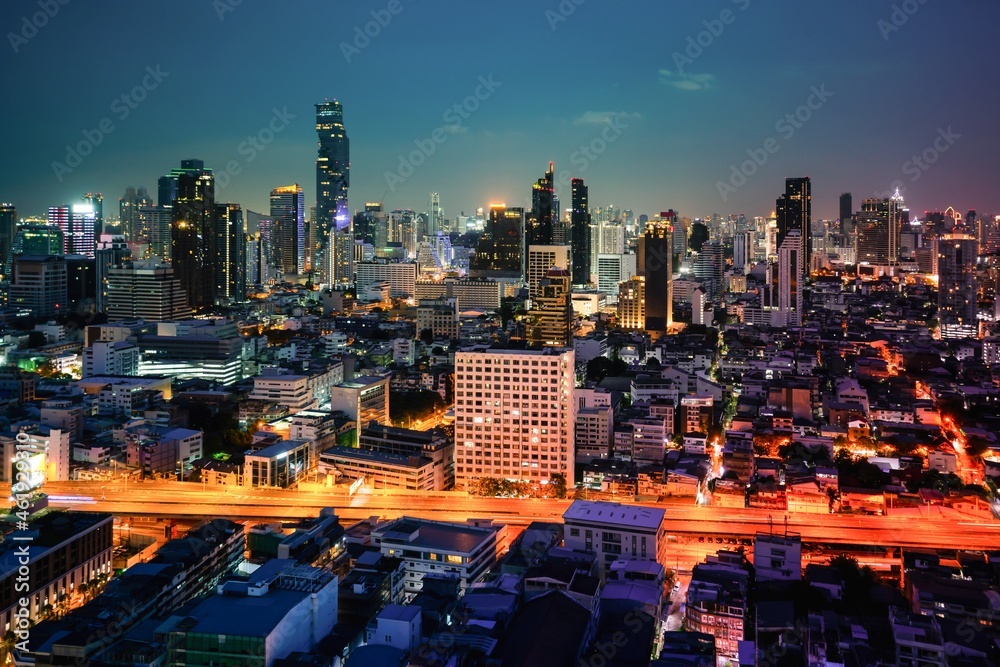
left=659, top=69, right=716, bottom=91
left=573, top=111, right=643, bottom=125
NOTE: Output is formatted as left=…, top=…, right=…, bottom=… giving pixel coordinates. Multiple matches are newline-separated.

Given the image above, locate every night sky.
left=2, top=0, right=999, bottom=220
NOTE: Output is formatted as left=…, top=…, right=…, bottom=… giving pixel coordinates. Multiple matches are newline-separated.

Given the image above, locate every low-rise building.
left=562, top=500, right=666, bottom=578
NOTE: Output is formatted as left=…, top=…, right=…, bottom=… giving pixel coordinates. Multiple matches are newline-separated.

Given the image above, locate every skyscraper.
left=570, top=178, right=591, bottom=285
left=937, top=233, right=979, bottom=339
left=51, top=205, right=96, bottom=257
left=120, top=186, right=152, bottom=242
left=526, top=245, right=571, bottom=304
left=0, top=203, right=16, bottom=281
left=270, top=185, right=305, bottom=277
left=169, top=159, right=217, bottom=309
left=95, top=234, right=132, bottom=313
left=454, top=347, right=575, bottom=490
left=839, top=192, right=853, bottom=234
left=139, top=205, right=173, bottom=261
left=775, top=177, right=811, bottom=275
left=106, top=260, right=189, bottom=321
left=526, top=163, right=555, bottom=247
left=10, top=223, right=63, bottom=258
left=216, top=203, right=246, bottom=302
left=734, top=231, right=753, bottom=275
left=693, top=240, right=724, bottom=299
left=471, top=204, right=524, bottom=277
left=772, top=230, right=803, bottom=327
left=857, top=193, right=905, bottom=269
left=527, top=267, right=573, bottom=348
left=643, top=218, right=673, bottom=334
left=9, top=255, right=67, bottom=318
left=82, top=193, right=104, bottom=238
left=316, top=100, right=350, bottom=284
left=429, top=193, right=443, bottom=237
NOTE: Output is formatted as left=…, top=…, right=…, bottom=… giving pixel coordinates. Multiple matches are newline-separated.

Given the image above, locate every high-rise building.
left=50, top=204, right=95, bottom=257
left=316, top=100, right=351, bottom=285
left=388, top=209, right=418, bottom=259
left=775, top=177, right=811, bottom=275
left=270, top=185, right=305, bottom=276
left=429, top=193, right=443, bottom=237
left=597, top=253, right=637, bottom=301
left=526, top=162, right=555, bottom=248
left=857, top=192, right=905, bottom=268
left=571, top=178, right=591, bottom=285
left=169, top=159, right=217, bottom=309
left=471, top=204, right=524, bottom=277
left=95, top=234, right=131, bottom=313
left=454, top=347, right=575, bottom=489
left=106, top=260, right=190, bottom=321
left=526, top=245, right=571, bottom=303
left=139, top=205, right=173, bottom=261
left=617, top=276, right=645, bottom=330
left=119, top=186, right=152, bottom=242
left=82, top=193, right=104, bottom=239
left=734, top=231, right=753, bottom=275
left=528, top=268, right=573, bottom=347
left=216, top=203, right=246, bottom=302
left=937, top=233, right=979, bottom=339
left=9, top=223, right=63, bottom=259
left=839, top=192, right=853, bottom=234
left=694, top=240, right=724, bottom=299
left=771, top=230, right=803, bottom=327
left=9, top=255, right=67, bottom=318
left=0, top=203, right=16, bottom=281
left=643, top=218, right=673, bottom=334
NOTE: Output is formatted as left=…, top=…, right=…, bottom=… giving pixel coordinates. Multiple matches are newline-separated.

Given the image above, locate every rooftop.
left=562, top=500, right=665, bottom=530
left=374, top=517, right=498, bottom=555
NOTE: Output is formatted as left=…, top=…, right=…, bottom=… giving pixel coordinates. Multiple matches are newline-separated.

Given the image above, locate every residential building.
left=753, top=532, right=802, bottom=582
left=416, top=296, right=460, bottom=341
left=355, top=261, right=418, bottom=298
left=562, top=500, right=667, bottom=578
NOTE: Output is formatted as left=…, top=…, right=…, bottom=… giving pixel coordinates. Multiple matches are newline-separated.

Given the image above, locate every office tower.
left=354, top=202, right=383, bottom=246
left=454, top=347, right=575, bottom=490
left=270, top=185, right=305, bottom=276
left=839, top=192, right=853, bottom=234
left=643, top=219, right=673, bottom=333
left=429, top=193, right=443, bottom=236
left=775, top=177, right=811, bottom=275
left=95, top=234, right=132, bottom=313
left=388, top=209, right=418, bottom=259
left=169, top=159, right=217, bottom=309
left=937, top=233, right=979, bottom=339
left=0, top=203, right=16, bottom=281
left=734, top=231, right=753, bottom=275
left=526, top=162, right=555, bottom=247
left=246, top=233, right=261, bottom=286
left=570, top=178, right=591, bottom=285
left=82, top=193, right=104, bottom=238
left=597, top=253, right=637, bottom=301
left=106, top=260, right=190, bottom=321
left=771, top=230, right=803, bottom=327
left=528, top=268, right=573, bottom=347
left=617, top=276, right=645, bottom=330
left=316, top=100, right=350, bottom=284
left=50, top=204, right=96, bottom=257
left=693, top=240, right=723, bottom=299
left=9, top=223, right=63, bottom=261
left=216, top=203, right=246, bottom=302
left=857, top=193, right=905, bottom=268
left=470, top=204, right=524, bottom=277
left=139, top=205, right=173, bottom=261
left=526, top=245, right=571, bottom=304
left=119, top=186, right=152, bottom=242
left=9, top=255, right=67, bottom=318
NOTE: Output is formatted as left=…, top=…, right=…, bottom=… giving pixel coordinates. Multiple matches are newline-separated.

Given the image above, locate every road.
left=43, top=480, right=1000, bottom=553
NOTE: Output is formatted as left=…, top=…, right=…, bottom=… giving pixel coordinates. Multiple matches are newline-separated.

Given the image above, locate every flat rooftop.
left=375, top=517, right=497, bottom=555
left=562, top=501, right=665, bottom=530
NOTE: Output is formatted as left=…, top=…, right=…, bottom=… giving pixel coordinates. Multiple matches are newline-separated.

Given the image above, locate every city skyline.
left=3, top=1, right=1000, bottom=220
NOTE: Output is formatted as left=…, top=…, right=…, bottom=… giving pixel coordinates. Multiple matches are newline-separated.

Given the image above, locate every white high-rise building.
left=772, top=230, right=802, bottom=327
left=597, top=253, right=637, bottom=302
left=734, top=231, right=753, bottom=275
left=454, top=347, right=575, bottom=490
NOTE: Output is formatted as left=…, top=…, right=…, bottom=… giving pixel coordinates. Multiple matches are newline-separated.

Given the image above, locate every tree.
left=587, top=357, right=613, bottom=382
left=549, top=473, right=567, bottom=499
left=688, top=222, right=709, bottom=253
left=26, top=331, right=47, bottom=348
left=419, top=328, right=434, bottom=344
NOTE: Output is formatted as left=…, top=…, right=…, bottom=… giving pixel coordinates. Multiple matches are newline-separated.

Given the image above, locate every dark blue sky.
left=2, top=0, right=999, bottom=221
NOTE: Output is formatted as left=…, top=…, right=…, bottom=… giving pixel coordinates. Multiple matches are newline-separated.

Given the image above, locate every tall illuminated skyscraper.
left=570, top=178, right=591, bottom=285
left=775, top=177, right=811, bottom=275
left=270, top=185, right=305, bottom=277
left=471, top=204, right=524, bottom=278
left=168, top=159, right=217, bottom=309
left=0, top=203, right=16, bottom=281
left=316, top=100, right=350, bottom=284
left=857, top=191, right=905, bottom=269
left=120, top=186, right=152, bottom=242
left=51, top=204, right=96, bottom=257
left=771, top=230, right=802, bottom=327
left=643, top=217, right=673, bottom=334
left=526, top=162, right=555, bottom=247
left=429, top=193, right=443, bottom=236
left=937, top=233, right=979, bottom=339
left=216, top=203, right=246, bottom=302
